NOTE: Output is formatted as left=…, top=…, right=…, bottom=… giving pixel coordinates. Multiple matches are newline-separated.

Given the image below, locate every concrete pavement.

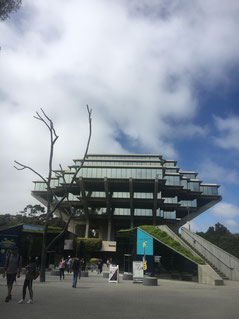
left=1, top=271, right=239, bottom=319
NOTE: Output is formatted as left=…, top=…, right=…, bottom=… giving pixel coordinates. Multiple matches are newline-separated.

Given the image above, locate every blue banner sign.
left=137, top=229, right=153, bottom=256
left=0, top=235, right=19, bottom=267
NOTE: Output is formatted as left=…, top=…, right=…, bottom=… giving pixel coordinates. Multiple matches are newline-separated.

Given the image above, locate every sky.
left=0, top=0, right=239, bottom=233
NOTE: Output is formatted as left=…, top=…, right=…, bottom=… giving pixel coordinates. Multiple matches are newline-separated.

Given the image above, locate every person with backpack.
left=18, top=256, right=38, bottom=304
left=70, top=257, right=81, bottom=288
left=2, top=246, right=22, bottom=302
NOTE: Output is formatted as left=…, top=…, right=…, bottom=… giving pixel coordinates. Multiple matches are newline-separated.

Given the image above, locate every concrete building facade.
left=32, top=154, right=221, bottom=240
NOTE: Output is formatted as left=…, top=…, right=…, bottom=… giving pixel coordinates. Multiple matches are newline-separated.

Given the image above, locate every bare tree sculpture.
left=14, top=106, right=92, bottom=282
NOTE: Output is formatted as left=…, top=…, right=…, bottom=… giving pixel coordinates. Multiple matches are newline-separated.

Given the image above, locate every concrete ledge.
left=81, top=271, right=89, bottom=277
left=123, top=273, right=133, bottom=280
left=198, top=265, right=224, bottom=286
left=51, top=270, right=60, bottom=276
left=103, top=272, right=109, bottom=278
left=143, top=277, right=158, bottom=286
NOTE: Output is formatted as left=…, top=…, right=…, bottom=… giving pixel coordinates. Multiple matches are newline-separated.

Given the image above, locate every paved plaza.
left=1, top=272, right=239, bottom=319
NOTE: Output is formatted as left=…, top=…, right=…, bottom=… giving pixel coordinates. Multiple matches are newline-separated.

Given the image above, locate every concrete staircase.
left=180, top=236, right=228, bottom=280
left=157, top=225, right=224, bottom=285
left=181, top=227, right=239, bottom=281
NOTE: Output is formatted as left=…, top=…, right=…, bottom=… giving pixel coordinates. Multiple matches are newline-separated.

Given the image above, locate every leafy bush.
left=75, top=238, right=102, bottom=260
left=140, top=225, right=204, bottom=265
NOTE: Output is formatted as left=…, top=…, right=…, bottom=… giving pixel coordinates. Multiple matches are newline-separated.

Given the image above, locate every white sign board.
left=133, top=261, right=144, bottom=283
left=109, top=265, right=119, bottom=283
left=101, top=241, right=117, bottom=252
left=64, top=239, right=73, bottom=250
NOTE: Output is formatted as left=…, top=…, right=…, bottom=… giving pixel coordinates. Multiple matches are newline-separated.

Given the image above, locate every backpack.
left=6, top=253, right=21, bottom=269
left=33, top=269, right=40, bottom=280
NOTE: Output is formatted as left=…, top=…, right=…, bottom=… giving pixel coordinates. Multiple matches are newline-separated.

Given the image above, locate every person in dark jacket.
left=71, top=257, right=81, bottom=288
left=18, top=256, right=37, bottom=304
left=3, top=246, right=22, bottom=302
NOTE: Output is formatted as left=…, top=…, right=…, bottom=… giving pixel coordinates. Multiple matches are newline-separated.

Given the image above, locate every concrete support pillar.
left=85, top=215, right=90, bottom=238
left=129, top=178, right=134, bottom=229
left=153, top=177, right=159, bottom=225
left=104, top=177, right=113, bottom=241
left=107, top=216, right=112, bottom=241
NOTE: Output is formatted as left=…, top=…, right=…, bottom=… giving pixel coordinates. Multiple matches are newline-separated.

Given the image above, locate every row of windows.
left=165, top=168, right=178, bottom=173
left=163, top=197, right=178, bottom=204
left=179, top=200, right=197, bottom=207
left=200, top=186, right=218, bottom=196
left=82, top=161, right=163, bottom=166
left=34, top=179, right=218, bottom=197
left=86, top=156, right=161, bottom=160
left=188, top=182, right=200, bottom=192
left=182, top=173, right=197, bottom=178
left=157, top=210, right=176, bottom=219
left=165, top=175, right=181, bottom=186
left=76, top=167, right=163, bottom=179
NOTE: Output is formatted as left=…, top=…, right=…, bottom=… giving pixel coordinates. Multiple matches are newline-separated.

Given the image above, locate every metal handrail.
left=182, top=230, right=234, bottom=271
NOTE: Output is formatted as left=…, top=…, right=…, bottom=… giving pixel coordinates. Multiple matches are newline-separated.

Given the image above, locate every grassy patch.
left=140, top=225, right=205, bottom=265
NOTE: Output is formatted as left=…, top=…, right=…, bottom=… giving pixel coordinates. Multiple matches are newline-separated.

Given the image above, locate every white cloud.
left=198, top=159, right=239, bottom=186
left=0, top=0, right=239, bottom=213
left=214, top=116, right=239, bottom=151
left=211, top=202, right=239, bottom=218
left=224, top=219, right=239, bottom=229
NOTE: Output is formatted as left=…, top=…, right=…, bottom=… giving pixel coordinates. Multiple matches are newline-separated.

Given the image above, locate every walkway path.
left=1, top=272, right=239, bottom=319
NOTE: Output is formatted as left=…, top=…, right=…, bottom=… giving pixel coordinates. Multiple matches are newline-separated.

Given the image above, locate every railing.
left=182, top=230, right=234, bottom=271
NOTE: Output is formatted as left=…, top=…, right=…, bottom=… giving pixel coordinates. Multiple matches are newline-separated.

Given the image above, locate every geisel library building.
left=32, top=154, right=221, bottom=240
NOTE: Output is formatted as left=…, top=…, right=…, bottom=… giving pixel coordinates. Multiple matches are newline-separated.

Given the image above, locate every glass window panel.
left=136, top=168, right=142, bottom=179
left=142, top=169, right=147, bottom=179
left=102, top=168, right=107, bottom=178
left=126, top=168, right=132, bottom=178
left=116, top=168, right=121, bottom=178
left=132, top=168, right=137, bottom=178
left=112, top=168, right=117, bottom=178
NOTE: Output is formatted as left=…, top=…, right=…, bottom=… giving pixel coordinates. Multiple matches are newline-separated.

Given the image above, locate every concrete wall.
left=181, top=227, right=239, bottom=281
left=198, top=265, right=223, bottom=285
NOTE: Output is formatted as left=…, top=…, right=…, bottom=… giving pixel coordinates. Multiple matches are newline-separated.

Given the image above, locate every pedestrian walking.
left=71, top=257, right=81, bottom=288
left=18, top=256, right=38, bottom=304
left=3, top=246, right=22, bottom=302
left=97, top=259, right=103, bottom=274
left=59, top=256, right=66, bottom=280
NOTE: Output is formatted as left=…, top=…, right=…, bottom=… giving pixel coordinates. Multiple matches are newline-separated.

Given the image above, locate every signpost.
left=133, top=261, right=144, bottom=283
left=109, top=264, right=119, bottom=283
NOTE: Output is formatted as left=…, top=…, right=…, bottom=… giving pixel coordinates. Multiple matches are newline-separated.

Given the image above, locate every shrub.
left=75, top=238, right=102, bottom=260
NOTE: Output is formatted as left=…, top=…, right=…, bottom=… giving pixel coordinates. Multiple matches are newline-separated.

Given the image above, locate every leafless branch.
left=14, top=161, right=48, bottom=184
left=46, top=207, right=74, bottom=250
